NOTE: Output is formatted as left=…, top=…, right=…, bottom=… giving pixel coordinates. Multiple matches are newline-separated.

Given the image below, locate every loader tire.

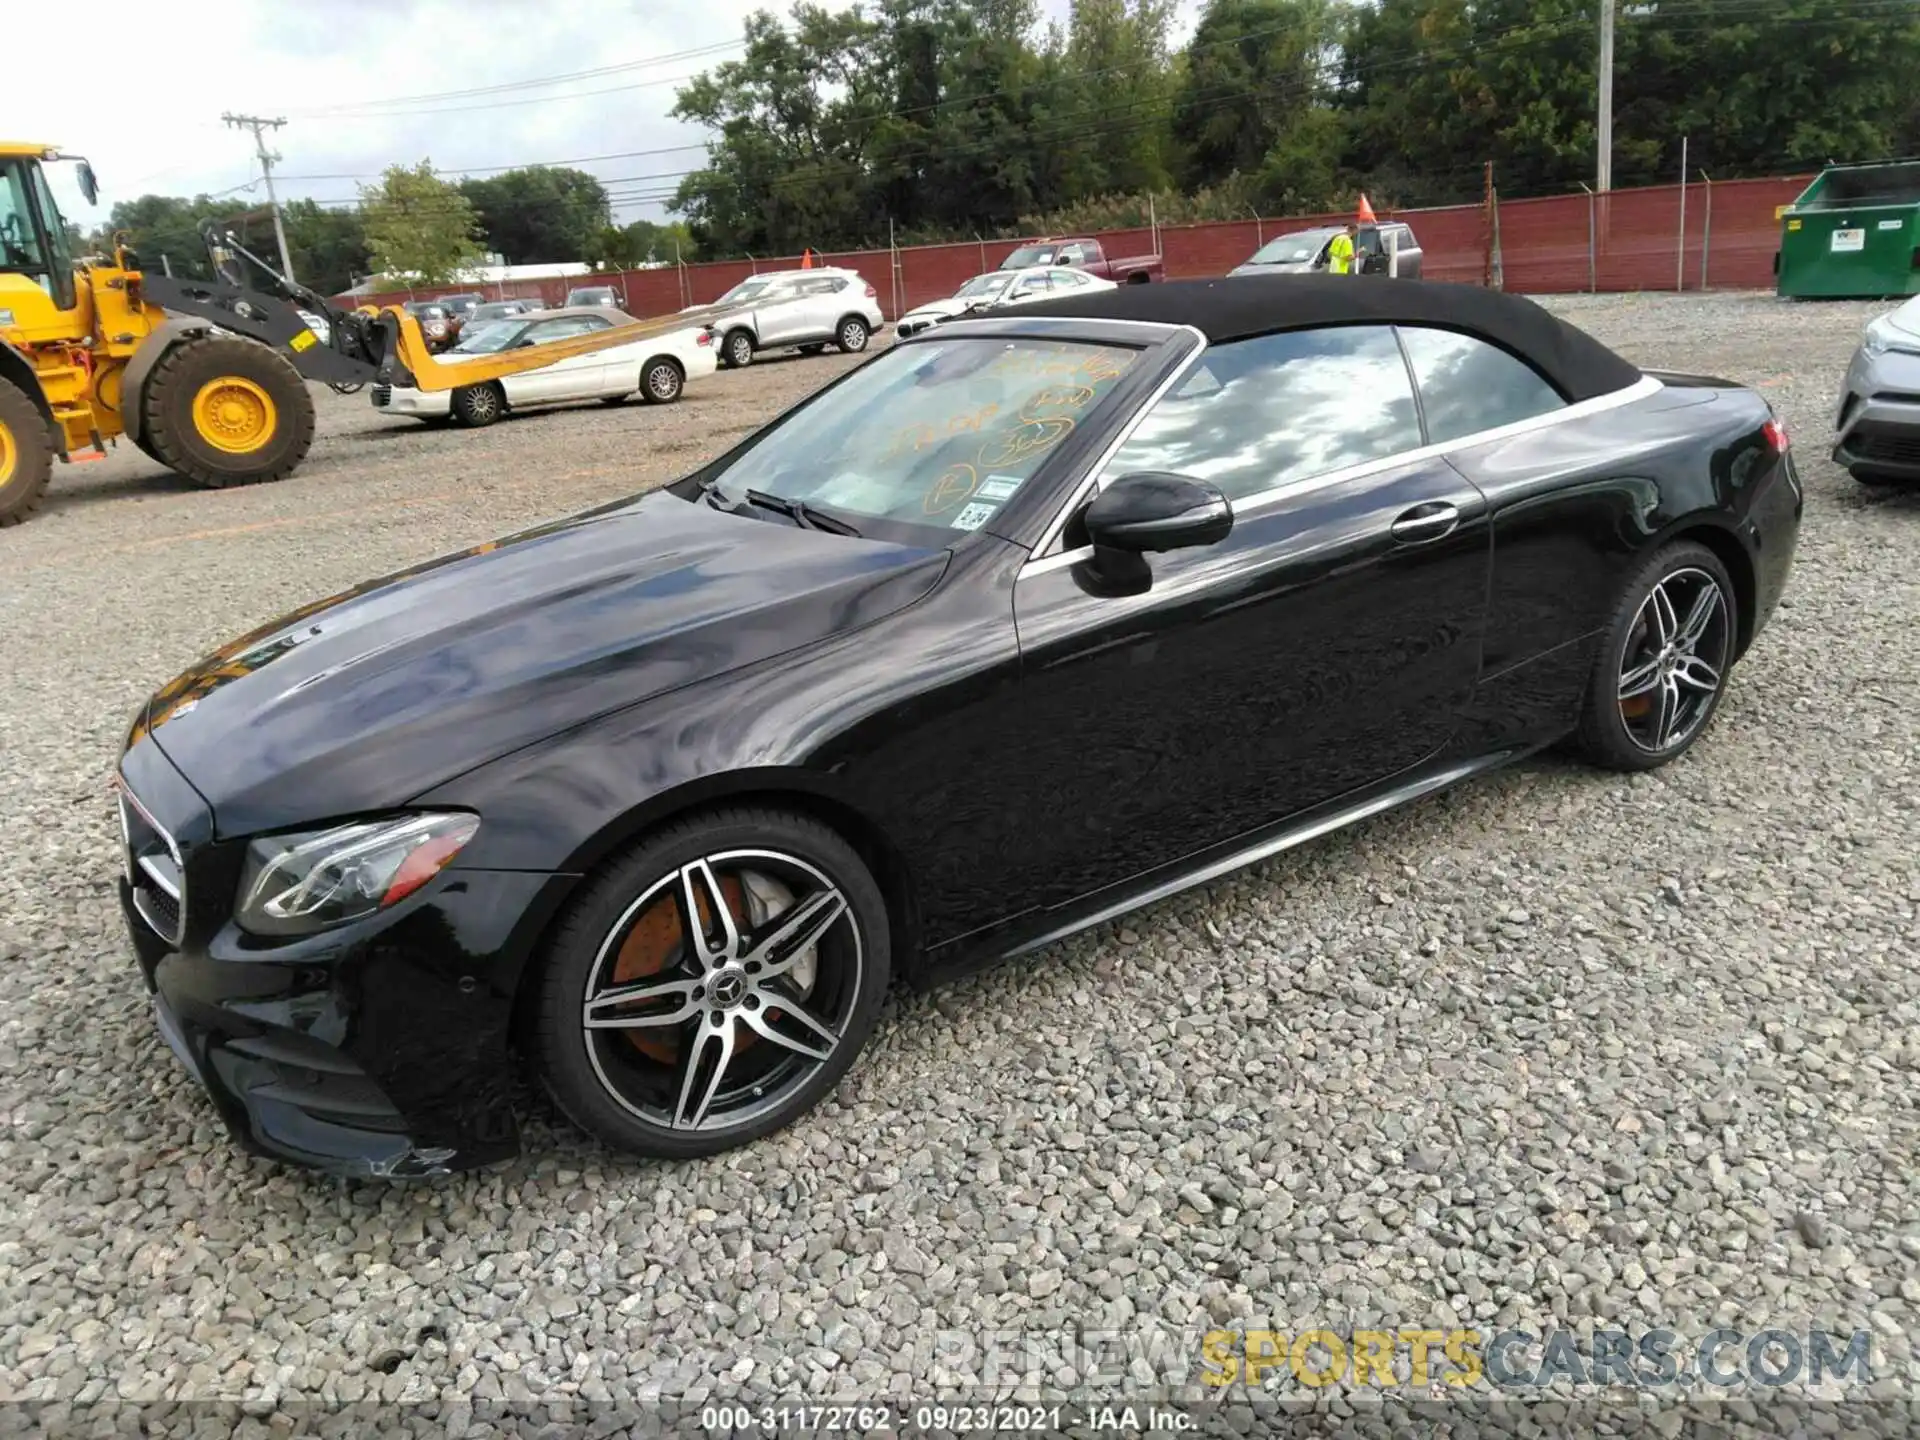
left=140, top=335, right=315, bottom=489
left=0, top=379, right=54, bottom=528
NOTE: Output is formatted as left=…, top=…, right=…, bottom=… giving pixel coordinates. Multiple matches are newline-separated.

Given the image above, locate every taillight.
left=865, top=284, right=877, bottom=298
left=696, top=331, right=713, bottom=346
left=1763, top=416, right=1789, bottom=454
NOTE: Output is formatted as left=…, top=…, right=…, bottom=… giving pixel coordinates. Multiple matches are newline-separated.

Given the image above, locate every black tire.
left=0, top=379, right=54, bottom=527
left=450, top=383, right=505, bottom=428
left=834, top=316, right=870, bottom=353
left=529, top=806, right=891, bottom=1161
left=139, top=334, right=315, bottom=489
left=639, top=356, right=684, bottom=405
left=1574, top=540, right=1738, bottom=772
left=721, top=329, right=754, bottom=369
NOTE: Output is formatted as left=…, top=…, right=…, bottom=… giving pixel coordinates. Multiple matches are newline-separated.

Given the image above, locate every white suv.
left=695, top=268, right=886, bottom=368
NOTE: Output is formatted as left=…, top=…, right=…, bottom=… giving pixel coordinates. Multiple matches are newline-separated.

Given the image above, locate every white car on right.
left=894, top=264, right=1117, bottom=338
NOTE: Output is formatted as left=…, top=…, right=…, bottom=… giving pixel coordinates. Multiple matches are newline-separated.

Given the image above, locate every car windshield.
left=1001, top=245, right=1060, bottom=269
left=955, top=273, right=1015, bottom=300
left=1249, top=232, right=1334, bottom=264
left=450, top=319, right=527, bottom=354
left=708, top=337, right=1141, bottom=534
left=471, top=303, right=523, bottom=319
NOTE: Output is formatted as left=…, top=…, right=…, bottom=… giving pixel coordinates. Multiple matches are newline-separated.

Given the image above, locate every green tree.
left=1059, top=0, right=1177, bottom=196
left=281, top=201, right=370, bottom=295
left=357, top=162, right=485, bottom=286
left=589, top=218, right=698, bottom=269
left=99, top=194, right=231, bottom=277
left=459, top=166, right=611, bottom=263
left=1171, top=0, right=1343, bottom=209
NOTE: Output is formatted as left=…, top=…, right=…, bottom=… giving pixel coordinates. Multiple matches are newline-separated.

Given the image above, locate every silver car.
left=694, top=268, right=886, bottom=368
left=1835, top=294, right=1920, bottom=485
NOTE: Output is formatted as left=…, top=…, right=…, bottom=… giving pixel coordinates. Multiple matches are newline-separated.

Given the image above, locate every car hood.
left=902, top=299, right=972, bottom=323
left=135, top=490, right=949, bottom=838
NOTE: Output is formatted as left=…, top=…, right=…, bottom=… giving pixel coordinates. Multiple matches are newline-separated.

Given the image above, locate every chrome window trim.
left=1019, top=366, right=1664, bottom=580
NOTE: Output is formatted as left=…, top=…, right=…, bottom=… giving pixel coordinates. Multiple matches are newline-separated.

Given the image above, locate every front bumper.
left=115, top=738, right=574, bottom=1177
left=1834, top=344, right=1920, bottom=477
left=371, top=384, right=453, bottom=417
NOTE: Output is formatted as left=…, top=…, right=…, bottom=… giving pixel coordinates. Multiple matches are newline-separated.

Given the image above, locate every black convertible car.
left=113, top=277, right=1802, bottom=1176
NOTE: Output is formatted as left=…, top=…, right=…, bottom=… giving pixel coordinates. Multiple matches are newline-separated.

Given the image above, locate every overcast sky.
left=18, top=0, right=1202, bottom=227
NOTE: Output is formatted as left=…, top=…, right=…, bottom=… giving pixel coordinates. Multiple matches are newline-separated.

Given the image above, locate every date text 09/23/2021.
left=699, top=1403, right=1195, bottom=1433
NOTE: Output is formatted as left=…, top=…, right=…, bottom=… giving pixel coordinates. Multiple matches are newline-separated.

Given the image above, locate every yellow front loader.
left=0, top=143, right=736, bottom=528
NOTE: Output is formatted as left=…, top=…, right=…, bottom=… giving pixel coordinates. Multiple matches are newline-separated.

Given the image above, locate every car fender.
left=122, top=317, right=223, bottom=444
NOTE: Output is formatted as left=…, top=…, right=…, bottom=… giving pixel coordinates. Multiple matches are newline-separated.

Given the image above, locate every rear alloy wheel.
left=1575, top=541, right=1736, bottom=771
left=641, top=357, right=684, bottom=405
left=531, top=808, right=890, bottom=1159
left=0, top=379, right=54, bottom=527
left=723, top=330, right=754, bottom=369
left=836, top=317, right=871, bottom=353
left=451, top=383, right=504, bottom=428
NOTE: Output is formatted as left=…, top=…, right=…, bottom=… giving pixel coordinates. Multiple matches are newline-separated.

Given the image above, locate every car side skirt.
left=915, top=742, right=1537, bottom=987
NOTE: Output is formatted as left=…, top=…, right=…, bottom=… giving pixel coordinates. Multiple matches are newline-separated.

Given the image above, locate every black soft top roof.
left=1007, top=274, right=1642, bottom=402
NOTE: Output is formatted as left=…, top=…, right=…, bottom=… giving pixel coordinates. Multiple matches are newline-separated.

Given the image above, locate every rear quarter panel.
left=1446, top=378, right=1794, bottom=710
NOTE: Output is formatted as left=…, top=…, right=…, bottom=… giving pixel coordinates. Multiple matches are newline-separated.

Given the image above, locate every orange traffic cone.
left=1357, top=193, right=1378, bottom=224
left=801, top=248, right=815, bottom=269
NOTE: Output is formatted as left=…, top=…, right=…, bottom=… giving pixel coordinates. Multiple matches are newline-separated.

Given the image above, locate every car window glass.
left=1100, top=326, right=1422, bottom=503
left=529, top=316, right=608, bottom=344
left=0, top=166, right=49, bottom=276
left=1397, top=326, right=1565, bottom=444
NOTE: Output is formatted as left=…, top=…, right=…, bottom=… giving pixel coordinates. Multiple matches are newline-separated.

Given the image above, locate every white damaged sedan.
left=373, top=305, right=717, bottom=427
left=893, top=264, right=1117, bottom=338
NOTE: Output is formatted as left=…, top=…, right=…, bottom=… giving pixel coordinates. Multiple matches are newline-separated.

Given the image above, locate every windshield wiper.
left=741, top=488, right=862, bottom=537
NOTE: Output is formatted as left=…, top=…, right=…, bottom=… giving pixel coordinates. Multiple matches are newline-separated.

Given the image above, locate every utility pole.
left=223, top=112, right=296, bottom=282
left=1597, top=0, right=1615, bottom=193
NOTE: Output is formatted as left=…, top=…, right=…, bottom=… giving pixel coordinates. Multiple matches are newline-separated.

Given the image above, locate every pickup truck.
left=997, top=236, right=1163, bottom=284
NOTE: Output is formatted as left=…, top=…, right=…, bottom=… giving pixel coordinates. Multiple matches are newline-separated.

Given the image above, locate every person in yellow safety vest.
left=1327, top=223, right=1359, bottom=275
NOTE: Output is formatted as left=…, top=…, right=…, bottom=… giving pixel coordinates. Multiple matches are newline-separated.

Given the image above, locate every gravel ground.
left=0, top=296, right=1916, bottom=1430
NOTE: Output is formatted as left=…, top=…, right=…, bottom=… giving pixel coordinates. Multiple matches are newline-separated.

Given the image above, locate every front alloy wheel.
left=1575, top=541, right=1737, bottom=771
left=532, top=809, right=890, bottom=1158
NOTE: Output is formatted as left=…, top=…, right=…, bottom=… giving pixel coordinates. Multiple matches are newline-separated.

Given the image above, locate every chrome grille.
left=117, top=779, right=186, bottom=946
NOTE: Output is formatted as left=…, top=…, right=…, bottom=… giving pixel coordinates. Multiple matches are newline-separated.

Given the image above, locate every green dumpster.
left=1775, top=160, right=1920, bottom=299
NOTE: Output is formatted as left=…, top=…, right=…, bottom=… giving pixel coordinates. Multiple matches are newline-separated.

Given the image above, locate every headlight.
left=235, top=812, right=479, bottom=936
left=1864, top=316, right=1920, bottom=358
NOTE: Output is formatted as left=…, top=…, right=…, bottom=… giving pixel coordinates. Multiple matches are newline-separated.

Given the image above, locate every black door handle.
left=1390, top=501, right=1460, bottom=544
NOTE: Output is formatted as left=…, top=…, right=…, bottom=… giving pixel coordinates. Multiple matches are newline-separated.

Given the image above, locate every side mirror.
left=77, top=161, right=99, bottom=207
left=1084, top=470, right=1231, bottom=555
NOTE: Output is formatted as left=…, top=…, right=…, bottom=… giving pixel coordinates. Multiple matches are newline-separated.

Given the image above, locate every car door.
left=753, top=280, right=814, bottom=345
left=1008, top=323, right=1492, bottom=905
left=500, top=315, right=613, bottom=404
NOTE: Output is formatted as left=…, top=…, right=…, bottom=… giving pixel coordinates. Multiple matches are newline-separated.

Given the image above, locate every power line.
left=288, top=41, right=743, bottom=116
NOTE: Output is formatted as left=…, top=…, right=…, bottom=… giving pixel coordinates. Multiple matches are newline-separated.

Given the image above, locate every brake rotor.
left=609, top=868, right=817, bottom=1062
